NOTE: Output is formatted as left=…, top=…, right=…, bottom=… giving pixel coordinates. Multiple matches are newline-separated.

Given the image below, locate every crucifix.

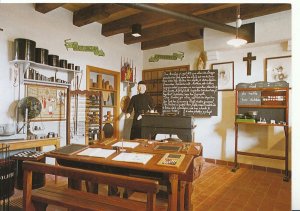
left=243, top=52, right=256, bottom=75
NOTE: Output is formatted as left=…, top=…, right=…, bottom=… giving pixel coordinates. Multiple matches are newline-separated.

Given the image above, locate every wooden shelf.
left=237, top=105, right=287, bottom=108
left=10, top=60, right=80, bottom=74
left=235, top=122, right=288, bottom=127
left=236, top=87, right=289, bottom=91
left=90, top=87, right=116, bottom=92
left=24, top=79, right=71, bottom=87
left=233, top=84, right=289, bottom=181
left=86, top=65, right=120, bottom=143
left=102, top=105, right=115, bottom=108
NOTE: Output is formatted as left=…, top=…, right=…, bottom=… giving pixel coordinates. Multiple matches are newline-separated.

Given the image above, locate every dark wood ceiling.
left=35, top=3, right=291, bottom=50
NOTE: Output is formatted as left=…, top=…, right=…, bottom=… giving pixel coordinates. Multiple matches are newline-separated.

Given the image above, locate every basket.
left=0, top=159, right=16, bottom=200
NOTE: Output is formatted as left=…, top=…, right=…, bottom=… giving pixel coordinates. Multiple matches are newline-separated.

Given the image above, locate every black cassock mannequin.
left=126, top=81, right=154, bottom=139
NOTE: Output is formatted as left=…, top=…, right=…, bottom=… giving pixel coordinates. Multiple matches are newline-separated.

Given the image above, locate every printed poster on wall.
left=26, top=84, right=67, bottom=121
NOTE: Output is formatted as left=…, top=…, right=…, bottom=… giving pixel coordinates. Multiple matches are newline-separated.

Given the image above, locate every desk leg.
left=185, top=182, right=193, bottom=210
left=169, top=174, right=179, bottom=211
left=179, top=181, right=186, bottom=211
left=68, top=178, right=81, bottom=190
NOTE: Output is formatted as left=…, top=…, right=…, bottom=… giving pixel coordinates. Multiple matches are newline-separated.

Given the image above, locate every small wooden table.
left=2, top=137, right=61, bottom=183
left=1, top=137, right=60, bottom=151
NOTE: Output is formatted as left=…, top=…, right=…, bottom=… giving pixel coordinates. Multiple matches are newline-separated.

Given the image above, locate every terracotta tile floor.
left=192, top=162, right=291, bottom=211
left=7, top=162, right=291, bottom=211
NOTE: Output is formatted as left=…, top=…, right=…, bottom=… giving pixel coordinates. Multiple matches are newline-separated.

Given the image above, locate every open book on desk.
left=112, top=152, right=153, bottom=165
left=77, top=148, right=116, bottom=158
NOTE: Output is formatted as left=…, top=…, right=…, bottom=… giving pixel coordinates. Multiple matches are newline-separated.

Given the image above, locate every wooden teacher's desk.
left=46, top=140, right=203, bottom=211
left=97, top=139, right=203, bottom=210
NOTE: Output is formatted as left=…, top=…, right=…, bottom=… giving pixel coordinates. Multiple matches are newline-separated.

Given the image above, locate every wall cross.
left=243, top=52, right=256, bottom=75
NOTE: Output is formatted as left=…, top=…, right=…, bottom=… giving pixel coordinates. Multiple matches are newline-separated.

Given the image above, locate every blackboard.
left=162, top=70, right=218, bottom=116
left=238, top=91, right=261, bottom=105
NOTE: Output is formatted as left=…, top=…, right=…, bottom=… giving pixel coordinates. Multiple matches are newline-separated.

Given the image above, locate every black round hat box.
left=35, top=48, right=49, bottom=64
left=59, top=59, right=68, bottom=68
left=48, top=54, right=59, bottom=67
left=13, top=38, right=36, bottom=61
left=67, top=63, right=74, bottom=70
left=75, top=66, right=80, bottom=71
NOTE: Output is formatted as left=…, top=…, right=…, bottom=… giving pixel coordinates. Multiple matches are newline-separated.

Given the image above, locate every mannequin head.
left=137, top=81, right=146, bottom=94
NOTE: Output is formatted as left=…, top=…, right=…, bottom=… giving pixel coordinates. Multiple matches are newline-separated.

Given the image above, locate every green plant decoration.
left=148, top=51, right=184, bottom=62
left=64, top=39, right=105, bottom=56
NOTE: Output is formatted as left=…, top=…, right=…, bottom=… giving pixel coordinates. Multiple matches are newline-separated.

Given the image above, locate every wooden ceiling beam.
left=124, top=4, right=235, bottom=44
left=102, top=12, right=170, bottom=36
left=102, top=4, right=225, bottom=37
left=35, top=3, right=64, bottom=14
left=135, top=3, right=290, bottom=47
left=141, top=29, right=203, bottom=50
left=73, top=4, right=126, bottom=27
left=240, top=4, right=291, bottom=20
left=73, top=4, right=109, bottom=27
left=124, top=21, right=201, bottom=45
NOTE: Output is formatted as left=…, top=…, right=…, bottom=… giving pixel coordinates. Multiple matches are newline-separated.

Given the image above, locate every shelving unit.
left=142, top=65, right=189, bottom=113
left=86, top=65, right=120, bottom=141
left=233, top=82, right=289, bottom=181
left=66, top=90, right=102, bottom=145
left=10, top=60, right=80, bottom=87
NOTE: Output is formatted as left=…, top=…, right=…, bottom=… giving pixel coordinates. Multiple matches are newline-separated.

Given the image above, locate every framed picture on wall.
left=265, top=55, right=291, bottom=86
left=211, top=61, right=234, bottom=91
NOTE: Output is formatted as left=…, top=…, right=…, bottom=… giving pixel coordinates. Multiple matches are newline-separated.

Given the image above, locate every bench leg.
left=32, top=201, right=48, bottom=211
left=68, top=178, right=82, bottom=190
left=85, top=181, right=98, bottom=194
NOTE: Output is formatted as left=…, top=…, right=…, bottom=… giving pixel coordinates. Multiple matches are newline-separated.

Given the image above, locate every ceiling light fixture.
left=131, top=24, right=142, bottom=37
left=227, top=5, right=247, bottom=47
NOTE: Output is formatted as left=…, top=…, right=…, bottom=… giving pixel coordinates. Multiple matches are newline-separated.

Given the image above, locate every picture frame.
left=211, top=61, right=234, bottom=91
left=265, top=55, right=291, bottom=86
left=25, top=84, right=67, bottom=121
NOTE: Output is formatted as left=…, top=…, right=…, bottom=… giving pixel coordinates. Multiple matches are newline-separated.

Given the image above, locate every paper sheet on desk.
left=77, top=148, right=115, bottom=158
left=112, top=141, right=139, bottom=148
left=112, top=152, right=153, bottom=164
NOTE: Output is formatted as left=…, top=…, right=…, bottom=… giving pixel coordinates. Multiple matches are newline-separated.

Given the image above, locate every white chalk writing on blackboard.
left=162, top=70, right=218, bottom=116
left=238, top=91, right=261, bottom=105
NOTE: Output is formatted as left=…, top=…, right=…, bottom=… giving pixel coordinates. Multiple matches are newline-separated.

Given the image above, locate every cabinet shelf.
left=10, top=60, right=80, bottom=74
left=24, top=79, right=71, bottom=87
left=237, top=105, right=287, bottom=108
left=90, top=87, right=116, bottom=92
left=235, top=122, right=288, bottom=127
left=102, top=105, right=115, bottom=108
left=86, top=65, right=120, bottom=143
left=233, top=82, right=289, bottom=181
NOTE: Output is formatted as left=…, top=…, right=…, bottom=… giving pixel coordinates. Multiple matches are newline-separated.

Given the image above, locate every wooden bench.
left=23, top=161, right=161, bottom=211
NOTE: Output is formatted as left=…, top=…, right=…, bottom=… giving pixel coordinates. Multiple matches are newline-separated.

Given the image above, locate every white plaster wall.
left=0, top=4, right=143, bottom=147
left=143, top=39, right=203, bottom=70
left=143, top=10, right=292, bottom=170
left=204, top=10, right=292, bottom=169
